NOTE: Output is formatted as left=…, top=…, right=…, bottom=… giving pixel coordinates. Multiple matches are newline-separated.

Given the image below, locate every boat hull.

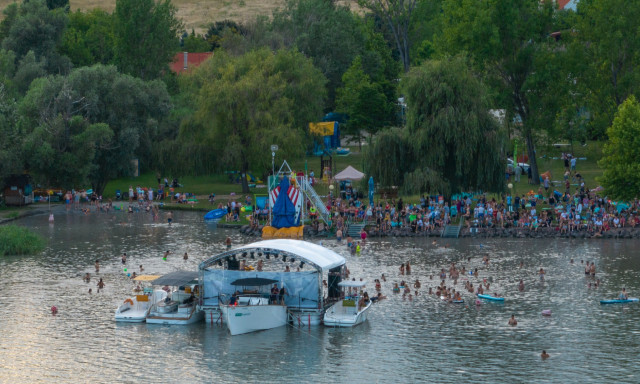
left=220, top=304, right=287, bottom=335
left=146, top=304, right=204, bottom=325
left=323, top=301, right=371, bottom=327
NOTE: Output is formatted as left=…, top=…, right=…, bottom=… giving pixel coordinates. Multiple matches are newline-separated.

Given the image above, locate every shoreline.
left=238, top=224, right=640, bottom=240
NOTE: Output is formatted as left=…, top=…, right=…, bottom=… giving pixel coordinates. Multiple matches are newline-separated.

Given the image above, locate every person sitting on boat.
left=162, top=285, right=170, bottom=293
left=183, top=292, right=195, bottom=305
left=229, top=291, right=239, bottom=306
left=134, top=283, right=142, bottom=293
left=363, top=292, right=370, bottom=303
left=620, top=288, right=628, bottom=300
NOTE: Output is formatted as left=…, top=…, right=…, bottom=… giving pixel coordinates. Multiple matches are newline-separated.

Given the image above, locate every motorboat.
left=114, top=275, right=165, bottom=323
left=323, top=280, right=372, bottom=327
left=145, top=271, right=204, bottom=325
left=220, top=277, right=288, bottom=335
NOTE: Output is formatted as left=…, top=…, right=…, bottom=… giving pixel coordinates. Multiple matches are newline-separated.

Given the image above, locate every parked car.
left=507, top=158, right=530, bottom=174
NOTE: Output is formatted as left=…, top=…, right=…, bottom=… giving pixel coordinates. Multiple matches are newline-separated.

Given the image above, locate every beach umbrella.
left=368, top=176, right=375, bottom=207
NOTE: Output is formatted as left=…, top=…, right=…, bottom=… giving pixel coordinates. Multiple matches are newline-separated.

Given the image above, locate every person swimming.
left=541, top=350, right=550, bottom=359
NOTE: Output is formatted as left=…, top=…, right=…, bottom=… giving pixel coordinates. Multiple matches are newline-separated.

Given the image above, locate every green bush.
left=0, top=225, right=46, bottom=256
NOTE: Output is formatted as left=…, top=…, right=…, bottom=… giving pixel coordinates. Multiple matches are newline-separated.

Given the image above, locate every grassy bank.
left=0, top=225, right=46, bottom=256
left=101, top=140, right=605, bottom=209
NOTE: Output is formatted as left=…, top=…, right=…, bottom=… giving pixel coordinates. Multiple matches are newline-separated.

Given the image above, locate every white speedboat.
left=115, top=290, right=168, bottom=322
left=220, top=277, right=288, bottom=335
left=323, top=280, right=372, bottom=327
left=115, top=275, right=165, bottom=322
left=145, top=271, right=204, bottom=325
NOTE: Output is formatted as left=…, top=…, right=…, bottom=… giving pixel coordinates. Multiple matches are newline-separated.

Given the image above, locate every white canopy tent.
left=334, top=165, right=365, bottom=181
left=198, top=240, right=347, bottom=308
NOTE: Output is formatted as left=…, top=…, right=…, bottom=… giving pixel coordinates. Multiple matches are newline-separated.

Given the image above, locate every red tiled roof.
left=170, top=52, right=212, bottom=74
left=557, top=0, right=572, bottom=9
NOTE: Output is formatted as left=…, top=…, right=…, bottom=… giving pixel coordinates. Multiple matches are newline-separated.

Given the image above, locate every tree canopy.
left=366, top=55, right=504, bottom=197
left=178, top=49, right=326, bottom=192
left=598, top=96, right=640, bottom=200
left=18, top=65, right=171, bottom=193
left=113, top=0, right=182, bottom=80
left=438, top=0, right=558, bottom=185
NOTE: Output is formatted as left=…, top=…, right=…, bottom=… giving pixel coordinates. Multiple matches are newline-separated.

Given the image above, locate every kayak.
left=204, top=208, right=227, bottom=220
left=477, top=294, right=505, bottom=302
left=600, top=298, right=639, bottom=305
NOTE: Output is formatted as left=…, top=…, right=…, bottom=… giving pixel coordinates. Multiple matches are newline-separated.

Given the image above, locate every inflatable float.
left=600, top=298, right=638, bottom=305
left=477, top=294, right=505, bottom=302
left=204, top=208, right=227, bottom=220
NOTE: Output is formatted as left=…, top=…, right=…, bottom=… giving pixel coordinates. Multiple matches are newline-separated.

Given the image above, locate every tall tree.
left=113, top=0, right=182, bottom=80
left=570, top=0, right=640, bottom=138
left=0, top=83, right=22, bottom=182
left=336, top=56, right=390, bottom=142
left=269, top=0, right=365, bottom=108
left=365, top=55, right=505, bottom=197
left=1, top=0, right=70, bottom=75
left=19, top=65, right=171, bottom=193
left=182, top=49, right=326, bottom=192
left=598, top=96, right=640, bottom=200
left=59, top=9, right=115, bottom=67
left=439, top=0, right=558, bottom=185
left=358, top=0, right=417, bottom=72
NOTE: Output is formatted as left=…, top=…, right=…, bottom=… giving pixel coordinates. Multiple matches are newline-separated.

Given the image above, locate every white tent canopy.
left=199, top=239, right=346, bottom=272
left=334, top=165, right=365, bottom=181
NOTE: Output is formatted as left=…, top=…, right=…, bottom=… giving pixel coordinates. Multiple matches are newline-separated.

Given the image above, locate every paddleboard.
left=600, top=298, right=638, bottom=305
left=204, top=208, right=227, bottom=220
left=440, top=296, right=464, bottom=304
left=477, top=294, right=505, bottom=302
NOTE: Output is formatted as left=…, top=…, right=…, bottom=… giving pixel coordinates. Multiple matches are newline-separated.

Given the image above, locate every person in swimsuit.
left=590, top=263, right=596, bottom=276
left=585, top=262, right=590, bottom=275
left=95, top=260, right=100, bottom=272
left=183, top=252, right=188, bottom=260
left=508, top=314, right=518, bottom=326
left=97, top=278, right=105, bottom=293
left=518, top=280, right=525, bottom=292
left=539, top=268, right=545, bottom=282
left=541, top=350, right=550, bottom=359
left=620, top=288, right=628, bottom=300
left=167, top=211, right=173, bottom=225
left=393, top=283, right=400, bottom=293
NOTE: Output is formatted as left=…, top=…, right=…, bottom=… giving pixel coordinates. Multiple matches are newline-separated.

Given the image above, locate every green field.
left=102, top=141, right=604, bottom=207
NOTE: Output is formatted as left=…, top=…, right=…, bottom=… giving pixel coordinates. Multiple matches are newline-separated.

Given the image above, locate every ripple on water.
left=1, top=211, right=640, bottom=383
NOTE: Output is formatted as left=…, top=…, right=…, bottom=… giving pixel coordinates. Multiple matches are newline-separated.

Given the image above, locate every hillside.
left=0, top=0, right=356, bottom=34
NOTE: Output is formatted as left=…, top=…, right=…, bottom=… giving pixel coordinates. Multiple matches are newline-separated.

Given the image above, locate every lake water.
left=1, top=209, right=640, bottom=383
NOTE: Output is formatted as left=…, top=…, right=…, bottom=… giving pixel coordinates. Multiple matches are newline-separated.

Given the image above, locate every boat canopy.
left=152, top=271, right=198, bottom=287
left=133, top=275, right=162, bottom=282
left=199, top=239, right=346, bottom=272
left=338, top=280, right=367, bottom=288
left=231, top=278, right=278, bottom=286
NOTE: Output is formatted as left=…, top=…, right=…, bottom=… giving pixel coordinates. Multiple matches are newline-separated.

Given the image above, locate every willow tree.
left=366, top=55, right=504, bottom=198
left=183, top=48, right=326, bottom=192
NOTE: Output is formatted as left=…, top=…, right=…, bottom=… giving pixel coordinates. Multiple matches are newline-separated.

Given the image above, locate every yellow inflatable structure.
left=262, top=225, right=304, bottom=239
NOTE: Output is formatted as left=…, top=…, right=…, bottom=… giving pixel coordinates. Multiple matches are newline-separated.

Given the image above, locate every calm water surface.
left=1, top=209, right=640, bottom=383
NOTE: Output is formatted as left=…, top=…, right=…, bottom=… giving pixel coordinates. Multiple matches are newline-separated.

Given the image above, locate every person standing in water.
left=518, top=280, right=525, bottom=292
left=95, top=260, right=100, bottom=272
left=97, top=278, right=105, bottom=293
left=183, top=252, right=188, bottom=261
left=167, top=211, right=173, bottom=225
left=541, top=350, right=550, bottom=359
left=508, top=314, right=518, bottom=326
left=225, top=237, right=232, bottom=249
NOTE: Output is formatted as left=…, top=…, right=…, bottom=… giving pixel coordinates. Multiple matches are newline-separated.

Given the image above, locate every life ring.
left=124, top=298, right=134, bottom=306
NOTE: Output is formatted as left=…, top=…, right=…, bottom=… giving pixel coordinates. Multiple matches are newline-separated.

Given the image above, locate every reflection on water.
left=1, top=210, right=640, bottom=383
